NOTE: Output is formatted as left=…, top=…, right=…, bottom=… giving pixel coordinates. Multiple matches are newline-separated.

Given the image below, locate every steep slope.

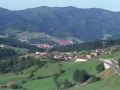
left=15, top=6, right=120, bottom=41
left=1, top=6, right=120, bottom=42
left=0, top=7, right=24, bottom=26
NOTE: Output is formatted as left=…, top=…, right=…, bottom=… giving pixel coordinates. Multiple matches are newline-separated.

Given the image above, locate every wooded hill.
left=0, top=38, right=44, bottom=53
left=0, top=6, right=120, bottom=42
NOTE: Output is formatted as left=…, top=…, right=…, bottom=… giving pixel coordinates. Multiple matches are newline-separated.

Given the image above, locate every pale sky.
left=0, top=0, right=120, bottom=11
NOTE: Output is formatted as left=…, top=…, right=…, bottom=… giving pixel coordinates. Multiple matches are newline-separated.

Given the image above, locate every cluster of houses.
left=55, top=40, right=74, bottom=46
left=36, top=49, right=106, bottom=62
left=75, top=49, right=106, bottom=62
left=31, top=44, right=52, bottom=48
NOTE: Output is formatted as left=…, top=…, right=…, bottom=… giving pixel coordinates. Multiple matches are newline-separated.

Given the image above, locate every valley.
left=0, top=38, right=120, bottom=90
left=0, top=6, right=120, bottom=90
left=1, top=6, right=120, bottom=44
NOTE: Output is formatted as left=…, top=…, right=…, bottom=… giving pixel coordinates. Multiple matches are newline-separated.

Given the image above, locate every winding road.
left=99, top=59, right=120, bottom=75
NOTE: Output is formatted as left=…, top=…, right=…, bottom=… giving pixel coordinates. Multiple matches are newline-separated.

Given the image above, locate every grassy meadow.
left=0, top=60, right=100, bottom=90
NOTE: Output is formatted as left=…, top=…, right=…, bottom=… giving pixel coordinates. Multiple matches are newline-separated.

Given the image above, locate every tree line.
left=0, top=38, right=44, bottom=53
left=0, top=56, right=47, bottom=74
left=0, top=48, right=16, bottom=58
left=50, top=38, right=120, bottom=52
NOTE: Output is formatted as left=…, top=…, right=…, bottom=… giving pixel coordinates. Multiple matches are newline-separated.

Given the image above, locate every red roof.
left=76, top=56, right=89, bottom=60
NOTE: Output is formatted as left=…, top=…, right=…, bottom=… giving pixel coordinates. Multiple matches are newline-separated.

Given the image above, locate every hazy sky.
left=0, top=0, right=120, bottom=11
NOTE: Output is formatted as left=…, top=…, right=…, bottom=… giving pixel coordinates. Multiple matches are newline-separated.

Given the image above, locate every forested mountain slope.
left=1, top=6, right=120, bottom=42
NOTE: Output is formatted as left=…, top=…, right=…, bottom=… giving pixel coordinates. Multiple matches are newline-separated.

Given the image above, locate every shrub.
left=11, top=84, right=18, bottom=89
left=89, top=75, right=101, bottom=83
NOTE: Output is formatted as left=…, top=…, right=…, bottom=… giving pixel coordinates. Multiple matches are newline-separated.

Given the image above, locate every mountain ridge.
left=0, top=6, right=120, bottom=42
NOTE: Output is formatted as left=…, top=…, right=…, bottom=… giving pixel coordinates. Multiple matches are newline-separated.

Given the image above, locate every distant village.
left=19, top=39, right=75, bottom=48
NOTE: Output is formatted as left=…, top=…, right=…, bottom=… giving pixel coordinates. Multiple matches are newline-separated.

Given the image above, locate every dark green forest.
left=50, top=39, right=120, bottom=52
left=1, top=7, right=120, bottom=41
left=0, top=48, right=16, bottom=58
left=0, top=56, right=47, bottom=74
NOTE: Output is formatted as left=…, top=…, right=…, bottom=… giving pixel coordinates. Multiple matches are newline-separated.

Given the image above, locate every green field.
left=102, top=51, right=120, bottom=59
left=57, top=60, right=99, bottom=83
left=23, top=77, right=56, bottom=90
left=0, top=60, right=100, bottom=90
left=102, top=33, right=112, bottom=40
left=0, top=58, right=120, bottom=90
left=4, top=45, right=26, bottom=55
left=65, top=68, right=120, bottom=90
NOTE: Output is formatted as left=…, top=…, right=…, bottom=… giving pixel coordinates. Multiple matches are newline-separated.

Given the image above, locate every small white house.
left=54, top=54, right=62, bottom=59
left=75, top=56, right=89, bottom=62
left=90, top=52, right=98, bottom=56
left=63, top=54, right=72, bottom=60
left=36, top=51, right=41, bottom=55
left=96, top=49, right=104, bottom=53
left=36, top=51, right=47, bottom=55
left=41, top=52, right=47, bottom=55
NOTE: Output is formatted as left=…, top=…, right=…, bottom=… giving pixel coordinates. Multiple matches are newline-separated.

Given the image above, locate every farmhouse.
left=96, top=49, right=104, bottom=53
left=63, top=54, right=72, bottom=60
left=41, top=52, right=47, bottom=55
left=90, top=52, right=98, bottom=56
left=35, top=51, right=47, bottom=55
left=75, top=56, right=89, bottom=62
left=54, top=54, right=62, bottom=59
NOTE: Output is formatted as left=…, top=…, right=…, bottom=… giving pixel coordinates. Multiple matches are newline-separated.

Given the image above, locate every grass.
left=0, top=59, right=118, bottom=90
left=3, top=45, right=26, bottom=55
left=23, top=66, right=37, bottom=75
left=102, top=33, right=112, bottom=40
left=57, top=60, right=99, bottom=83
left=16, top=31, right=58, bottom=41
left=65, top=37, right=84, bottom=43
left=20, top=53, right=41, bottom=59
left=22, top=60, right=99, bottom=90
left=64, top=68, right=120, bottom=90
left=2, top=29, right=19, bottom=34
left=0, top=73, right=27, bottom=85
left=22, top=77, right=56, bottom=90
left=33, top=62, right=60, bottom=77
left=102, top=52, right=120, bottom=59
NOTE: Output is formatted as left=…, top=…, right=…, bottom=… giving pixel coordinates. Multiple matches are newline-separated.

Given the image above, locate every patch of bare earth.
left=0, top=82, right=14, bottom=87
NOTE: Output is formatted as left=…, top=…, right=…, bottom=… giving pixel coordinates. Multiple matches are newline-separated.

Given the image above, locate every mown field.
left=0, top=60, right=100, bottom=90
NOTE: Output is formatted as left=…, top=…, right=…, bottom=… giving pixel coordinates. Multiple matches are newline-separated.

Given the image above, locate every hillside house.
left=36, top=51, right=47, bottom=55
left=41, top=52, right=47, bottom=55
left=54, top=54, right=62, bottom=59
left=75, top=56, right=89, bottom=62
left=63, top=54, right=72, bottom=60
left=90, top=52, right=98, bottom=56
left=96, top=49, right=104, bottom=53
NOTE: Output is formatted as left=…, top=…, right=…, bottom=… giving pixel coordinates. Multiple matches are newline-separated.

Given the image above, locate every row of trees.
left=0, top=48, right=16, bottom=59
left=96, top=63, right=105, bottom=73
left=50, top=38, right=120, bottom=52
left=0, top=38, right=44, bottom=53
